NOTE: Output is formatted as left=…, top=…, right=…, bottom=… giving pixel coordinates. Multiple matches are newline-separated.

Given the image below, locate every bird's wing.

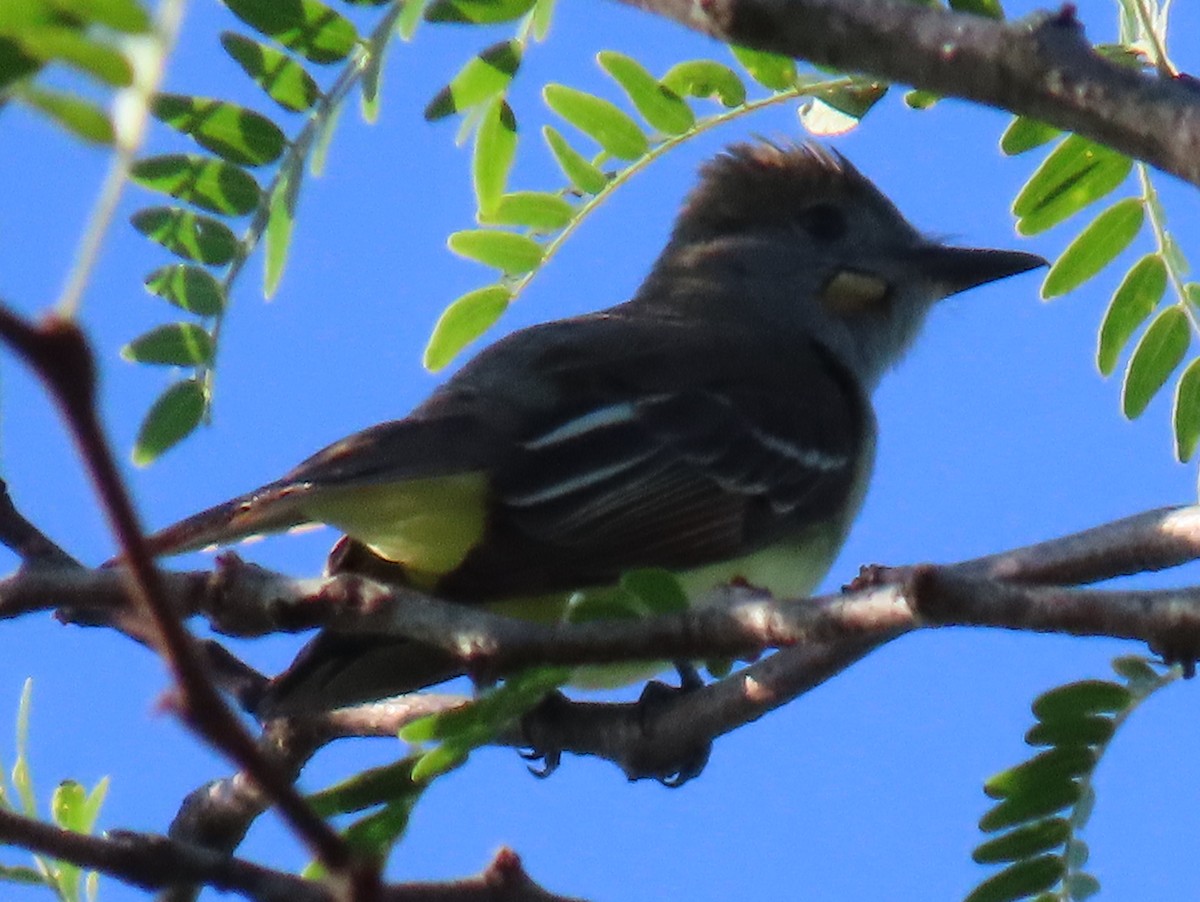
left=143, top=314, right=866, bottom=589
left=437, top=325, right=869, bottom=596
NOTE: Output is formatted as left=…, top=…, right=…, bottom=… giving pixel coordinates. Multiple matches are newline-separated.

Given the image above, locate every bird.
left=144, top=142, right=1046, bottom=715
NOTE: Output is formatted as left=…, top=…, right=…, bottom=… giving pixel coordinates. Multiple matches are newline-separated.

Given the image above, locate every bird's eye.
left=801, top=203, right=847, bottom=242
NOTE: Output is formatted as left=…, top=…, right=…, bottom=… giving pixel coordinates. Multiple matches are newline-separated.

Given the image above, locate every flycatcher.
left=145, top=142, right=1045, bottom=713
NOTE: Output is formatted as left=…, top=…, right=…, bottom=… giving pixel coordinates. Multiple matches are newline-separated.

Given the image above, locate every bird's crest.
left=674, top=141, right=905, bottom=240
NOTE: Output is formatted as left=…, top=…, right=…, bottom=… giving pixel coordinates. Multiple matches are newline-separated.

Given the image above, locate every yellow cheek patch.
left=305, top=472, right=489, bottom=587
left=822, top=270, right=890, bottom=315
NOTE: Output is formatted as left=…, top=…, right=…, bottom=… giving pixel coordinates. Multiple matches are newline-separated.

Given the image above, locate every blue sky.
left=2, top=1, right=1199, bottom=899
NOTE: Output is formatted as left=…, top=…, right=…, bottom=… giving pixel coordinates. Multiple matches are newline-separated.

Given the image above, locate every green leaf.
left=20, top=84, right=113, bottom=143
left=1041, top=198, right=1144, bottom=298
left=973, top=818, right=1070, bottom=864
left=1065, top=837, right=1089, bottom=869
left=424, top=0, right=535, bottom=24
left=131, top=154, right=261, bottom=216
left=530, top=0, right=554, bottom=39
left=964, top=856, right=1064, bottom=902
left=903, top=89, right=938, bottom=109
left=983, top=747, right=1094, bottom=802
left=359, top=28, right=388, bottom=123
left=264, top=171, right=299, bottom=297
left=309, top=96, right=342, bottom=176
left=1031, top=679, right=1133, bottom=720
left=1094, top=43, right=1149, bottom=70
left=10, top=26, right=132, bottom=86
left=1024, top=715, right=1115, bottom=748
left=1000, top=117, right=1060, bottom=155
left=221, top=32, right=320, bottom=113
left=566, top=586, right=645, bottom=624
left=1174, top=358, right=1200, bottom=461
left=51, top=780, right=87, bottom=831
left=152, top=93, right=287, bottom=166
left=620, top=569, right=688, bottom=615
left=1073, top=784, right=1096, bottom=827
left=409, top=742, right=469, bottom=782
left=811, top=80, right=888, bottom=120
left=1097, top=254, right=1168, bottom=375
left=472, top=98, right=516, bottom=214
left=949, top=0, right=1003, bottom=17
left=308, top=758, right=420, bottom=815
left=478, top=191, right=574, bottom=230
left=1065, top=872, right=1101, bottom=900
left=0, top=38, right=43, bottom=94
left=661, top=59, right=745, bottom=107
left=543, top=125, right=607, bottom=194
left=980, top=781, right=1081, bottom=832
left=424, top=285, right=510, bottom=371
left=121, top=323, right=214, bottom=366
left=598, top=50, right=694, bottom=136
left=1111, top=654, right=1162, bottom=687
left=0, top=864, right=45, bottom=885
left=800, top=98, right=859, bottom=136
left=543, top=83, right=648, bottom=160
left=144, top=264, right=227, bottom=315
left=1014, top=137, right=1132, bottom=236
left=133, top=379, right=206, bottom=464
left=54, top=0, right=152, bottom=32
left=1122, top=305, right=1190, bottom=419
left=729, top=45, right=795, bottom=91
left=402, top=667, right=567, bottom=743
left=221, top=0, right=357, bottom=64
left=397, top=0, right=426, bottom=38
left=342, top=799, right=416, bottom=859
left=425, top=40, right=521, bottom=120
left=13, top=679, right=35, bottom=817
left=130, top=207, right=240, bottom=264
left=804, top=81, right=886, bottom=136
left=448, top=230, right=542, bottom=273
left=80, top=777, right=108, bottom=834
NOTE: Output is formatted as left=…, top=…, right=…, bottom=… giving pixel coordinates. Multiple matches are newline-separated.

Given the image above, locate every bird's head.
left=638, top=142, right=1046, bottom=390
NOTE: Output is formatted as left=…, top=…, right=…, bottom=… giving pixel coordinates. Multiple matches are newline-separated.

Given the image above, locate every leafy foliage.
left=124, top=0, right=414, bottom=462
left=0, top=0, right=150, bottom=144
left=0, top=682, right=109, bottom=902
left=964, top=659, right=1177, bottom=902
left=119, top=0, right=902, bottom=459
left=1002, top=1, right=1199, bottom=463
left=423, top=32, right=888, bottom=369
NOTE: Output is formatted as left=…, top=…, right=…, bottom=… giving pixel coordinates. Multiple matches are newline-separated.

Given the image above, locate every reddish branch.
left=0, top=309, right=365, bottom=887
left=0, top=808, right=581, bottom=902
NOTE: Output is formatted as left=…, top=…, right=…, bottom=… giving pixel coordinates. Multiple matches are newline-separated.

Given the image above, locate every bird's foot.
left=635, top=673, right=711, bottom=787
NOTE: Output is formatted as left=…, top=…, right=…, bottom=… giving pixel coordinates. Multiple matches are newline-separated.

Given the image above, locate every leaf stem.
left=502, top=76, right=860, bottom=305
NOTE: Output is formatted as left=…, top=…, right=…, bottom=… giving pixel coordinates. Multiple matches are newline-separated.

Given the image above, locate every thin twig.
left=0, top=306, right=364, bottom=884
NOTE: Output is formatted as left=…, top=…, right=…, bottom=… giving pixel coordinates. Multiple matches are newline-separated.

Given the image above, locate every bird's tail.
left=141, top=481, right=317, bottom=557
left=253, top=632, right=463, bottom=716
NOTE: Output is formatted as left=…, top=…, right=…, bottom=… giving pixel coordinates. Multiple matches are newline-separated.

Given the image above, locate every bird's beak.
left=912, top=245, right=1047, bottom=298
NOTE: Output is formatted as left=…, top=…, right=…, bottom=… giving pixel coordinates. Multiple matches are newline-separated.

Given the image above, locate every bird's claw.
left=636, top=676, right=711, bottom=787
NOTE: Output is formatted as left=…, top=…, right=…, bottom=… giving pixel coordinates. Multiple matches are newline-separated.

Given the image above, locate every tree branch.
left=0, top=808, right=582, bottom=902
left=609, top=0, right=1200, bottom=186
left=6, top=497, right=1200, bottom=884
left=0, top=307, right=364, bottom=885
